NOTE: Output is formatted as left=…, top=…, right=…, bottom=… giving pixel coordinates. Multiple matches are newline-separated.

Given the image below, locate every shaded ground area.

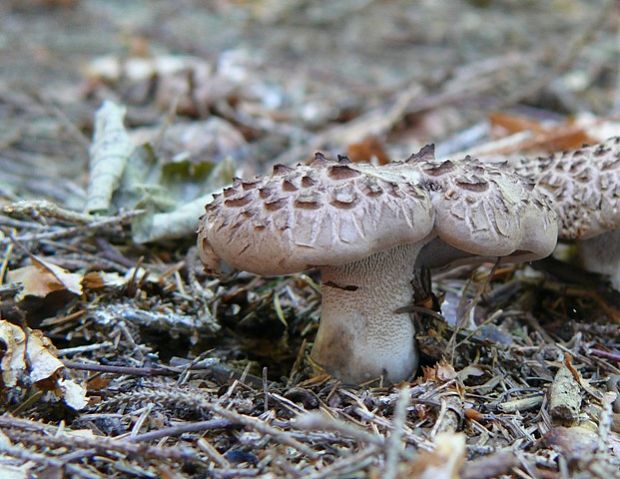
left=1, top=0, right=620, bottom=477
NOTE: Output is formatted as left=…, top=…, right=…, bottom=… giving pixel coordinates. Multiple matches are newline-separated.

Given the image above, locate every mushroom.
left=197, top=147, right=558, bottom=384
left=505, top=137, right=620, bottom=288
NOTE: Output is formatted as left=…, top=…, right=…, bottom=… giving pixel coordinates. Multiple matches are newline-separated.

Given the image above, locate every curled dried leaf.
left=0, top=320, right=88, bottom=410
left=7, top=255, right=83, bottom=302
left=86, top=101, right=135, bottom=213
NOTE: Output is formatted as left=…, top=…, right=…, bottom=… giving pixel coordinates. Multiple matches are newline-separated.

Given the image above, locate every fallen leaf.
left=131, top=118, right=248, bottom=165
left=83, top=100, right=236, bottom=243
left=457, top=364, right=487, bottom=382
left=8, top=255, right=82, bottom=302
left=422, top=359, right=457, bottom=383
left=0, top=320, right=88, bottom=410
left=347, top=136, right=390, bottom=164
left=57, top=377, right=89, bottom=410
left=541, top=426, right=598, bottom=462
left=0, top=321, right=62, bottom=387
left=129, top=157, right=234, bottom=243
left=489, top=111, right=547, bottom=135
left=485, top=112, right=601, bottom=155
left=82, top=271, right=126, bottom=290
left=399, top=432, right=466, bottom=479
left=86, top=101, right=135, bottom=213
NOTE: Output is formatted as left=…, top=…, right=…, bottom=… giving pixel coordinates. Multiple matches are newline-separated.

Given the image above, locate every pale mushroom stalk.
left=577, top=230, right=620, bottom=289
left=312, top=242, right=428, bottom=384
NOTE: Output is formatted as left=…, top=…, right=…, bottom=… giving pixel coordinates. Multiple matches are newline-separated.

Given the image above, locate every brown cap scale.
left=198, top=147, right=558, bottom=384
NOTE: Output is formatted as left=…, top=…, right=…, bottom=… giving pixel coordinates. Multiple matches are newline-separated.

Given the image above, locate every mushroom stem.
left=578, top=230, right=620, bottom=290
left=311, top=242, right=426, bottom=384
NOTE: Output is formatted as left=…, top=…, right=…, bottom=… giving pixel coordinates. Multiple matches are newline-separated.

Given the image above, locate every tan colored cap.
left=199, top=146, right=559, bottom=276
left=198, top=154, right=434, bottom=276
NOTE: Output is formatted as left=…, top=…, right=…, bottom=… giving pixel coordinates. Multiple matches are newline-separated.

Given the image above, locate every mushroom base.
left=311, top=243, right=424, bottom=384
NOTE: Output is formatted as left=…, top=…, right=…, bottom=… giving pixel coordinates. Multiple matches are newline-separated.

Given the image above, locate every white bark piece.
left=86, top=101, right=135, bottom=213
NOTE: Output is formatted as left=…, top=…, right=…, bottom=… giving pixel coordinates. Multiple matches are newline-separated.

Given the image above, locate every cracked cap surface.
left=198, top=146, right=559, bottom=275
left=530, top=137, right=620, bottom=240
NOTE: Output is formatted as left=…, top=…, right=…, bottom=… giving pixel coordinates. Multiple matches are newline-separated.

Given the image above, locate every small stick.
left=590, top=348, right=620, bottom=362
left=384, top=386, right=410, bottom=479
left=0, top=440, right=99, bottom=479
left=598, top=392, right=616, bottom=451
left=295, top=411, right=385, bottom=447
left=263, top=366, right=269, bottom=413
left=207, top=402, right=318, bottom=459
left=96, top=388, right=319, bottom=459
left=130, top=403, right=153, bottom=437
left=497, top=395, right=544, bottom=413
left=62, top=360, right=176, bottom=377
left=1, top=418, right=196, bottom=462
left=0, top=209, right=143, bottom=246
left=305, top=446, right=379, bottom=479
left=197, top=437, right=231, bottom=468
left=129, top=418, right=234, bottom=443
left=0, top=241, right=13, bottom=283
left=2, top=200, right=95, bottom=224
left=430, top=398, right=449, bottom=438
left=56, top=342, right=113, bottom=357
left=286, top=338, right=308, bottom=387
left=209, top=469, right=259, bottom=478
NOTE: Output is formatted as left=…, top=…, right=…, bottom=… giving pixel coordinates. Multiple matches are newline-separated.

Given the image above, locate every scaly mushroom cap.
left=198, top=146, right=558, bottom=275
left=531, top=137, right=620, bottom=240
left=197, top=155, right=435, bottom=276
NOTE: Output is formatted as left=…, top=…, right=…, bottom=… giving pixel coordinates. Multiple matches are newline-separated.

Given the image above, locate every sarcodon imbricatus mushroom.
left=197, top=146, right=558, bottom=384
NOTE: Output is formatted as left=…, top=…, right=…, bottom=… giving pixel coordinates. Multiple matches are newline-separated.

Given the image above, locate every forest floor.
left=1, top=1, right=620, bottom=478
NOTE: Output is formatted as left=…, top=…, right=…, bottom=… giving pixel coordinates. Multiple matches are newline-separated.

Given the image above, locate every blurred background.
left=0, top=0, right=618, bottom=197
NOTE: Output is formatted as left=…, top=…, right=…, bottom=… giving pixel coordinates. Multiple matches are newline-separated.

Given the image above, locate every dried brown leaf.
left=0, top=320, right=87, bottom=409
left=8, top=255, right=82, bottom=301
left=421, top=359, right=457, bottom=383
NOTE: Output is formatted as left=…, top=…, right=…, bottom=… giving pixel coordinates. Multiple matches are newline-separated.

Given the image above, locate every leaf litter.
left=1, top=1, right=620, bottom=478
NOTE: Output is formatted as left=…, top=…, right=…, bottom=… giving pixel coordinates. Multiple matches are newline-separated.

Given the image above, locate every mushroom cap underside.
left=198, top=148, right=558, bottom=276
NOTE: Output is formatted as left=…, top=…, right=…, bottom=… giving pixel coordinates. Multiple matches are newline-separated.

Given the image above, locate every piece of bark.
left=548, top=361, right=581, bottom=425
left=541, top=426, right=598, bottom=463
left=86, top=101, right=134, bottom=213
left=497, top=395, right=543, bottom=413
